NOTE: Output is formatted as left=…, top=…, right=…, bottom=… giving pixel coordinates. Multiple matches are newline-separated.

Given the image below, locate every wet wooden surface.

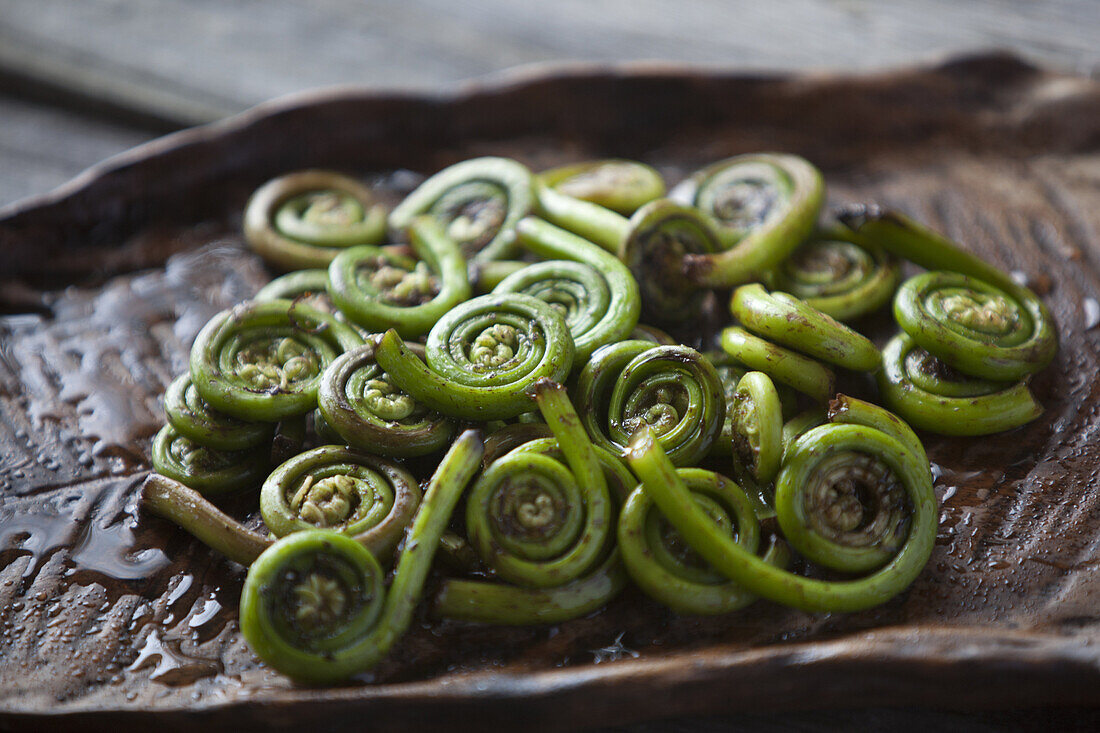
left=2, top=4, right=1100, bottom=732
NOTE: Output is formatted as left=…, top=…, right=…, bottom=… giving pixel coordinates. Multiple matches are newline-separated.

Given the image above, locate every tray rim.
left=0, top=58, right=774, bottom=220
left=0, top=48, right=1056, bottom=223
left=1, top=625, right=1098, bottom=725
left=6, top=620, right=1100, bottom=717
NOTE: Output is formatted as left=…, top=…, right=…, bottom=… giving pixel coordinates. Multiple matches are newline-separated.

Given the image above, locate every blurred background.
left=1, top=0, right=1098, bottom=206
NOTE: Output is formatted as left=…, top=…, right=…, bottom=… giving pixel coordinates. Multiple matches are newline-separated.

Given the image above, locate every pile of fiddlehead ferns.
left=142, top=154, right=1057, bottom=683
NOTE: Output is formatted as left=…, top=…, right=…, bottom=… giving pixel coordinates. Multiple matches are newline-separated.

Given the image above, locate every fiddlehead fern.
left=618, top=464, right=788, bottom=615
left=239, top=430, right=483, bottom=684
left=528, top=194, right=721, bottom=324
left=260, top=445, right=422, bottom=559
left=776, top=424, right=917, bottom=574
left=255, top=269, right=337, bottom=314
left=317, top=342, right=454, bottom=457
left=189, top=299, right=363, bottom=422
left=532, top=180, right=632, bottom=254
left=389, top=157, right=535, bottom=261
left=142, top=473, right=273, bottom=565
left=709, top=352, right=746, bottom=456
left=464, top=380, right=614, bottom=588
left=719, top=326, right=835, bottom=403
left=434, top=380, right=628, bottom=624
left=434, top=549, right=627, bottom=625
left=151, top=424, right=269, bottom=495
left=504, top=217, right=640, bottom=363
left=709, top=351, right=794, bottom=457
left=244, top=170, right=387, bottom=270
left=893, top=271, right=1056, bottom=381
left=672, top=153, right=824, bottom=288
left=482, top=422, right=555, bottom=466
left=773, top=228, right=900, bottom=322
left=372, top=293, right=575, bottom=420
left=730, top=284, right=881, bottom=371
left=163, top=373, right=273, bottom=451
left=494, top=259, right=612, bottom=359
left=838, top=204, right=1058, bottom=374
left=630, top=323, right=677, bottom=345
left=625, top=424, right=936, bottom=612
left=781, top=408, right=827, bottom=459
left=469, top=260, right=528, bottom=294
left=327, top=217, right=471, bottom=338
left=727, top=372, right=784, bottom=486
left=877, top=333, right=1042, bottom=436
left=619, top=200, right=721, bottom=323
left=826, top=394, right=927, bottom=468
left=311, top=407, right=343, bottom=444
left=539, top=159, right=665, bottom=215
left=836, top=205, right=1023, bottom=293
left=574, top=340, right=725, bottom=466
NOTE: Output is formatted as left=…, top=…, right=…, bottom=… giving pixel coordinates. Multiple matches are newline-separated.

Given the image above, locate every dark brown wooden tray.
left=3, top=52, right=1100, bottom=731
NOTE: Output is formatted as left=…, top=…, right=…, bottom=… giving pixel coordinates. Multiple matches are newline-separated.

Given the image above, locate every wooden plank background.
left=2, top=0, right=1100, bottom=206
left=2, top=2, right=1100, bottom=731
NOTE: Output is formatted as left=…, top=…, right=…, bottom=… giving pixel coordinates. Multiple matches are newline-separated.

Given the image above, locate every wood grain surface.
left=2, top=54, right=1100, bottom=731
left=2, top=1, right=1100, bottom=206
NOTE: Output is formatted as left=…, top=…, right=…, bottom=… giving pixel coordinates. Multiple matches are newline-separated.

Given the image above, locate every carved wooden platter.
left=2, top=53, right=1100, bottom=730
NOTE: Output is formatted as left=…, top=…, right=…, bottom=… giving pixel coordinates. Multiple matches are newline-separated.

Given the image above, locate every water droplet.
left=127, top=631, right=221, bottom=686
left=1083, top=298, right=1100, bottom=330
